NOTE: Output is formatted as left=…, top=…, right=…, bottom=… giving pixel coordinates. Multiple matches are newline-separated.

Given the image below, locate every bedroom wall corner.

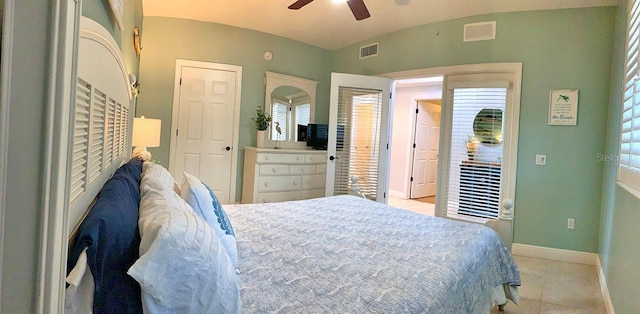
left=331, top=7, right=616, bottom=254
left=598, top=0, right=640, bottom=312
left=135, top=17, right=331, bottom=202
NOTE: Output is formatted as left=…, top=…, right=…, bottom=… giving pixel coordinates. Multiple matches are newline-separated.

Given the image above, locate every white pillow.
left=141, top=162, right=180, bottom=194
left=179, top=172, right=239, bottom=272
left=128, top=178, right=241, bottom=313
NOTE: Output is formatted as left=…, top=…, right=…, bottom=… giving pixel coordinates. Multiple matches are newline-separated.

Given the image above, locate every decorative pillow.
left=128, top=178, right=241, bottom=313
left=141, top=161, right=180, bottom=194
left=67, top=157, right=143, bottom=313
left=179, top=172, right=238, bottom=271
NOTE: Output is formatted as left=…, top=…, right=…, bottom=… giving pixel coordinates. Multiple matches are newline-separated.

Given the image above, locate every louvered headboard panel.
left=68, top=17, right=134, bottom=234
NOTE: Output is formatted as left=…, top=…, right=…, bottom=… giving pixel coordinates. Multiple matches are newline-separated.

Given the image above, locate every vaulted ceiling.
left=143, top=0, right=617, bottom=50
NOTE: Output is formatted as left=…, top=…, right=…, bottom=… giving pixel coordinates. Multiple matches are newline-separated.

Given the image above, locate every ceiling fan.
left=288, top=0, right=371, bottom=21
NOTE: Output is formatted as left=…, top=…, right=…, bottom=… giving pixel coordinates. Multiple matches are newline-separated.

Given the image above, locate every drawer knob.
left=272, top=168, right=277, bottom=173
left=264, top=182, right=269, bottom=187
left=293, top=182, right=297, bottom=186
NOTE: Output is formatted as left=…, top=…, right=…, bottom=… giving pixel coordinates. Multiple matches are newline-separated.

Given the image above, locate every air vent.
left=463, top=21, right=496, bottom=42
left=359, top=43, right=378, bottom=59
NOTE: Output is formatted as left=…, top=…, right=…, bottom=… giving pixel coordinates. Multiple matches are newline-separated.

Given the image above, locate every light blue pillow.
left=180, top=172, right=239, bottom=272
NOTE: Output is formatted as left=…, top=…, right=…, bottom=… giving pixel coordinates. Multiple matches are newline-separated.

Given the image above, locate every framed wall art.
left=548, top=89, right=579, bottom=125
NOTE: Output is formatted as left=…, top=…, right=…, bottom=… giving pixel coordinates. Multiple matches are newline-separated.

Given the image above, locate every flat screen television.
left=306, top=124, right=345, bottom=150
left=306, top=123, right=328, bottom=150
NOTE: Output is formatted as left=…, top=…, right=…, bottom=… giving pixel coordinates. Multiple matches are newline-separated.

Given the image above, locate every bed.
left=64, top=16, right=520, bottom=314
left=66, top=159, right=520, bottom=313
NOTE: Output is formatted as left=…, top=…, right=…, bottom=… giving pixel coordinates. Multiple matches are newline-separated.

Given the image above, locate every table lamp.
left=132, top=116, right=161, bottom=161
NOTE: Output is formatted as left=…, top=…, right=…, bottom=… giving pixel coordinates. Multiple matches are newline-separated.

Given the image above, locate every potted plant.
left=251, top=106, right=271, bottom=147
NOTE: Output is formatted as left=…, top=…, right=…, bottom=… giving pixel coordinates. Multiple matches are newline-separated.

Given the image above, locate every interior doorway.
left=388, top=76, right=443, bottom=205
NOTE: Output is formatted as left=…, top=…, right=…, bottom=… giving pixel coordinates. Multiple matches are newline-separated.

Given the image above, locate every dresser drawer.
left=305, top=154, right=326, bottom=163
left=259, top=164, right=289, bottom=175
left=301, top=189, right=325, bottom=200
left=316, top=163, right=327, bottom=173
left=257, top=191, right=300, bottom=203
left=258, top=176, right=301, bottom=192
left=257, top=153, right=304, bottom=164
left=302, top=174, right=325, bottom=190
left=290, top=164, right=317, bottom=174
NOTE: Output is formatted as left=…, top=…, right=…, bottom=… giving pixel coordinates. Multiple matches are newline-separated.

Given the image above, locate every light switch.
left=535, top=154, right=547, bottom=166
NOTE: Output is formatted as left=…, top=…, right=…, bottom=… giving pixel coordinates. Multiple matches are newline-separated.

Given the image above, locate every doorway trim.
left=384, top=63, right=522, bottom=246
left=168, top=59, right=242, bottom=202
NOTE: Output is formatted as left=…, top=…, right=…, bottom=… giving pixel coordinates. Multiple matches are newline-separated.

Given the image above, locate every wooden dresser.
left=242, top=147, right=327, bottom=204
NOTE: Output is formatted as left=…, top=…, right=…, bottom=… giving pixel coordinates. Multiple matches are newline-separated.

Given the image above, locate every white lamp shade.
left=132, top=117, right=161, bottom=147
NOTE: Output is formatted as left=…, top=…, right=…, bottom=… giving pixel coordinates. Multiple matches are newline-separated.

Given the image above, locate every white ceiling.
left=142, top=0, right=617, bottom=50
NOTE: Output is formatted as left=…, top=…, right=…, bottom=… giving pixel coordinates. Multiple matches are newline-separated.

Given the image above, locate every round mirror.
left=270, top=86, right=311, bottom=142
left=473, top=108, right=503, bottom=144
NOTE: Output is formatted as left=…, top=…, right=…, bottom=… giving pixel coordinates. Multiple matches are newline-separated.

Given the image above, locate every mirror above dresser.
left=264, top=71, right=318, bottom=149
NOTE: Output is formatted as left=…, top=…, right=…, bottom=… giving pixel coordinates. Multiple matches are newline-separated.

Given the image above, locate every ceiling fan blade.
left=347, top=0, right=370, bottom=20
left=288, top=0, right=314, bottom=10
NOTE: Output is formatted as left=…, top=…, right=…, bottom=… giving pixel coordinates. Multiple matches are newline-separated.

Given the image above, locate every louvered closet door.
left=439, top=72, right=518, bottom=224
left=325, top=73, right=392, bottom=202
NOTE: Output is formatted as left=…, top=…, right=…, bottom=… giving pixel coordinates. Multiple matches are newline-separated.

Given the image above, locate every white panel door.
left=325, top=73, right=392, bottom=203
left=171, top=64, right=240, bottom=203
left=411, top=100, right=440, bottom=198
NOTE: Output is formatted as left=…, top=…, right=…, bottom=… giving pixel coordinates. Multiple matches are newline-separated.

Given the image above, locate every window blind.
left=271, top=101, right=288, bottom=141
left=333, top=87, right=382, bottom=200
left=444, top=87, right=506, bottom=220
left=294, top=103, right=310, bottom=140
left=619, top=0, right=640, bottom=193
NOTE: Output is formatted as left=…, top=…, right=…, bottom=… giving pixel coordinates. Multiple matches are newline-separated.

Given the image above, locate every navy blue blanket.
left=67, top=158, right=143, bottom=313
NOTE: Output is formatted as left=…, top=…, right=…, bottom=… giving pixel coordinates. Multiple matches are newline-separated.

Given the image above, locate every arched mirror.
left=270, top=86, right=310, bottom=142
left=473, top=108, right=503, bottom=144
left=264, top=72, right=318, bottom=148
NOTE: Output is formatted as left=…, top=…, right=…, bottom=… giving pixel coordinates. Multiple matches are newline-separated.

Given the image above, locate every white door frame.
left=326, top=72, right=393, bottom=202
left=169, top=59, right=242, bottom=202
left=384, top=63, right=522, bottom=247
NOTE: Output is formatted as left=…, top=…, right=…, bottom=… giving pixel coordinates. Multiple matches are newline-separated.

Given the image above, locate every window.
left=619, top=0, right=640, bottom=196
left=271, top=101, right=288, bottom=141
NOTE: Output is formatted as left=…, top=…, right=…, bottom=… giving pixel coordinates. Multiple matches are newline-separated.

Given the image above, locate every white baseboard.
left=388, top=190, right=404, bottom=199
left=511, top=243, right=597, bottom=265
left=596, top=257, right=616, bottom=314
left=512, top=243, right=614, bottom=313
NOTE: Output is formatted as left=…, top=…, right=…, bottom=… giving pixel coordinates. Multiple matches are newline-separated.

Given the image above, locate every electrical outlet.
left=536, top=154, right=547, bottom=166
left=567, top=218, right=575, bottom=230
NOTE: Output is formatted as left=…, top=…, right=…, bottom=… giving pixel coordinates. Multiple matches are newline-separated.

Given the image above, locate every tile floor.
left=388, top=196, right=435, bottom=216
left=388, top=197, right=608, bottom=314
left=495, top=255, right=608, bottom=313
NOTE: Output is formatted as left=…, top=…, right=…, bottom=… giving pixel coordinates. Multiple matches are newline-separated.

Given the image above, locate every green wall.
left=135, top=17, right=332, bottom=200
left=599, top=1, right=640, bottom=312
left=331, top=7, right=616, bottom=253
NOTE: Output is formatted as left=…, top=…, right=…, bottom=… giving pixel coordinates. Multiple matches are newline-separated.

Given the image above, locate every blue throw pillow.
left=67, top=158, right=143, bottom=313
left=179, top=172, right=238, bottom=272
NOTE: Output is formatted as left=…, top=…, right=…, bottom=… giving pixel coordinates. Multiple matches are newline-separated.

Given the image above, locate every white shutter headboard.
left=68, top=17, right=134, bottom=234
